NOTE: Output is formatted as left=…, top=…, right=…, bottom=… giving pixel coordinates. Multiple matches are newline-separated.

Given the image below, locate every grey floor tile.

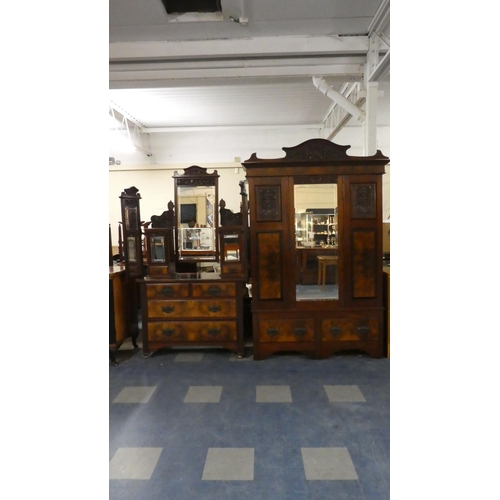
left=202, top=448, right=254, bottom=481
left=184, top=385, right=222, bottom=403
left=301, top=447, right=359, bottom=480
left=109, top=447, right=162, bottom=480
left=174, top=352, right=204, bottom=363
left=112, top=386, right=157, bottom=404
left=324, top=385, right=366, bottom=403
left=256, top=385, right=292, bottom=403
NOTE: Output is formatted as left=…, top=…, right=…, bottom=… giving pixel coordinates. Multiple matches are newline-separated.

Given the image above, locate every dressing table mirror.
left=173, top=166, right=219, bottom=265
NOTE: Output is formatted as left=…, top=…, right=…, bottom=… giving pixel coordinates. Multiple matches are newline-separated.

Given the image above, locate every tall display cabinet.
left=242, top=138, right=389, bottom=360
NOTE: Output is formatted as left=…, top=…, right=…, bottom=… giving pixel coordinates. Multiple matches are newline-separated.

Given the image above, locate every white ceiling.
left=109, top=0, right=390, bottom=134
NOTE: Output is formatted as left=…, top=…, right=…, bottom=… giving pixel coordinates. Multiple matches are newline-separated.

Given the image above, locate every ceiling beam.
left=109, top=35, right=369, bottom=62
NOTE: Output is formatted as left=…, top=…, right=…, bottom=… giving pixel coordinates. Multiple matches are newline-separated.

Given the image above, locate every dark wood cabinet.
left=243, top=138, right=389, bottom=360
left=130, top=167, right=249, bottom=358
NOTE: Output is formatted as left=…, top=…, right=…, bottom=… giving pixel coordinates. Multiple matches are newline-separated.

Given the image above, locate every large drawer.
left=146, top=283, right=189, bottom=299
left=321, top=317, right=379, bottom=341
left=148, top=299, right=236, bottom=318
left=148, top=321, right=237, bottom=342
left=259, top=318, right=315, bottom=342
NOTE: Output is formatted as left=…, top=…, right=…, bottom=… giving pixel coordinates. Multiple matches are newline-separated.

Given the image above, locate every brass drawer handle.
left=267, top=328, right=279, bottom=337
left=159, top=286, right=174, bottom=297
left=357, top=326, right=370, bottom=337
left=207, top=328, right=221, bottom=336
left=207, top=286, right=221, bottom=296
left=161, top=305, right=175, bottom=314
left=161, top=328, right=175, bottom=337
left=208, top=305, right=221, bottom=313
left=329, top=326, right=342, bottom=336
left=294, top=327, right=307, bottom=337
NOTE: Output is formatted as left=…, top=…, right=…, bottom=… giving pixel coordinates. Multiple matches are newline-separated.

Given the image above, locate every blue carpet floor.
left=110, top=343, right=389, bottom=500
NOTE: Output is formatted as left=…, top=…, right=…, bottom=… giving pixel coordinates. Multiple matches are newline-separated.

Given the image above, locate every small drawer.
left=148, top=321, right=237, bottom=342
left=149, top=266, right=169, bottom=276
left=221, top=263, right=244, bottom=275
left=321, top=317, right=379, bottom=341
left=259, top=319, right=314, bottom=342
left=148, top=299, right=236, bottom=318
left=192, top=283, right=236, bottom=298
left=146, top=283, right=189, bottom=299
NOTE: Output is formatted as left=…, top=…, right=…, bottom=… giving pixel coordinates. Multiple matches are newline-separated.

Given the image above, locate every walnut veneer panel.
left=259, top=318, right=314, bottom=342
left=257, top=232, right=282, bottom=300
left=191, top=283, right=235, bottom=297
left=146, top=283, right=189, bottom=299
left=148, top=299, right=236, bottom=318
left=352, top=230, right=377, bottom=298
left=148, top=321, right=237, bottom=342
left=321, top=317, right=379, bottom=342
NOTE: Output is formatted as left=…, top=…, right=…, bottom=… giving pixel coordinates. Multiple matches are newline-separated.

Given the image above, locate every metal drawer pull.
left=329, top=326, right=342, bottom=336
left=207, top=328, right=221, bottom=336
left=208, top=305, right=221, bottom=313
left=267, top=328, right=279, bottom=337
left=161, top=328, right=175, bottom=337
left=357, top=326, right=370, bottom=337
left=159, top=286, right=174, bottom=296
left=294, top=327, right=307, bottom=337
left=207, top=286, right=221, bottom=296
left=161, top=305, right=175, bottom=314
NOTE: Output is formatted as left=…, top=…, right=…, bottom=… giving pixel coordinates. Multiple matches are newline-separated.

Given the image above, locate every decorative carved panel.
left=255, top=186, right=281, bottom=222
left=351, top=183, right=376, bottom=219
left=352, top=230, right=377, bottom=298
left=257, top=232, right=282, bottom=300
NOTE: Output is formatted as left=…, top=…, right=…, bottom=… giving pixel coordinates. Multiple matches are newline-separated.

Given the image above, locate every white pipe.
left=312, top=76, right=365, bottom=122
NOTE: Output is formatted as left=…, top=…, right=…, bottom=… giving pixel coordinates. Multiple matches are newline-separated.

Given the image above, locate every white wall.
left=109, top=125, right=390, bottom=246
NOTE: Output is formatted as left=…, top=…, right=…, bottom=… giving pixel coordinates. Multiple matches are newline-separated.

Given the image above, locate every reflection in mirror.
left=150, top=236, right=165, bottom=263
left=222, top=233, right=241, bottom=261
left=294, top=183, right=339, bottom=302
left=177, top=185, right=217, bottom=260
left=127, top=236, right=137, bottom=263
left=124, top=206, right=138, bottom=230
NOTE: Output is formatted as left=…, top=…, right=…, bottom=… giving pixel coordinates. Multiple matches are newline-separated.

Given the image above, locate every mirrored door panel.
left=294, top=182, right=339, bottom=302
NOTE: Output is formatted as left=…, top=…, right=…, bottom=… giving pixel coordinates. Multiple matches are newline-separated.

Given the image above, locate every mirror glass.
left=126, top=236, right=137, bottom=263
left=177, top=185, right=217, bottom=261
left=294, top=183, right=339, bottom=302
left=150, top=235, right=166, bottom=263
left=124, top=206, right=138, bottom=230
left=221, top=232, right=241, bottom=262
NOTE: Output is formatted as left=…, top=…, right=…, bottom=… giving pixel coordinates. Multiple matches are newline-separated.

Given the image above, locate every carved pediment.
left=120, top=186, right=141, bottom=198
left=282, top=139, right=351, bottom=161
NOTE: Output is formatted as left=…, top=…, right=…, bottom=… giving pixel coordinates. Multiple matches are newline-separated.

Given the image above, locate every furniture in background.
left=317, top=255, right=338, bottom=289
left=109, top=265, right=139, bottom=366
left=243, top=138, right=389, bottom=360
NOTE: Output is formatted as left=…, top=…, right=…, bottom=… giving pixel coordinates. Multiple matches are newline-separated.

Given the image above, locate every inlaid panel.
left=256, top=232, right=282, bottom=300
left=255, top=185, right=282, bottom=222
left=352, top=230, right=377, bottom=298
left=350, top=183, right=376, bottom=219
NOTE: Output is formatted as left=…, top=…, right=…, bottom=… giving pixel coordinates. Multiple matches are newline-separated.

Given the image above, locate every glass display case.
left=179, top=226, right=215, bottom=251
left=295, top=211, right=338, bottom=248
